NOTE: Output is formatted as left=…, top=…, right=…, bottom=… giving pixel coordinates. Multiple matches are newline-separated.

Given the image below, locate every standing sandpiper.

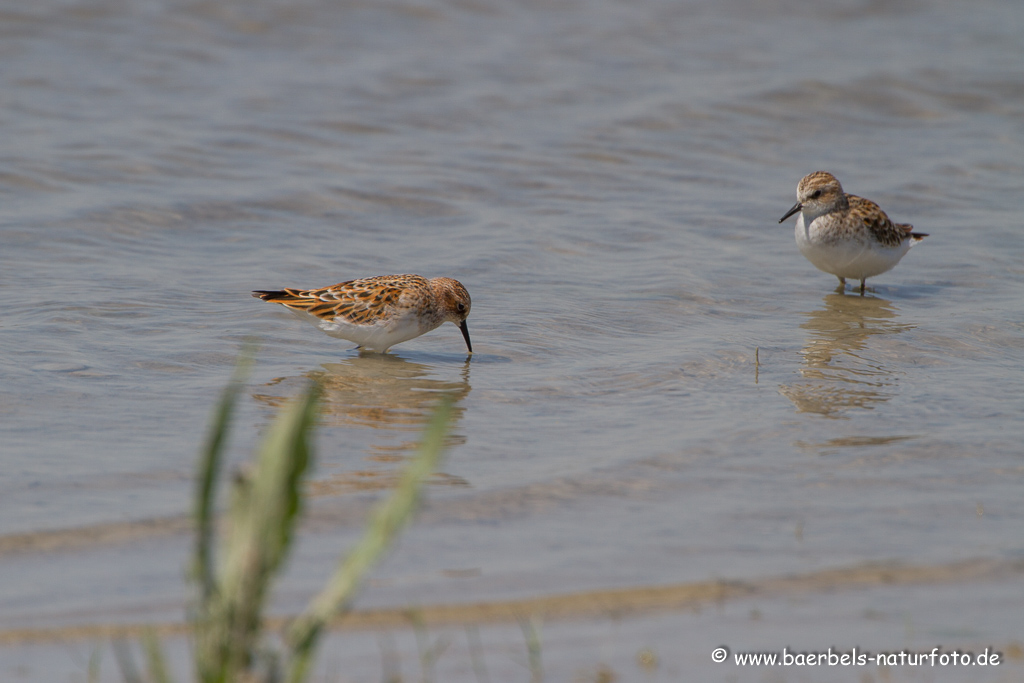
left=779, top=172, right=927, bottom=293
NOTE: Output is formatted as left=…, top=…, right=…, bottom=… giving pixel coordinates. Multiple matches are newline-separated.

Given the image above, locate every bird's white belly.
left=322, top=316, right=436, bottom=351
left=286, top=308, right=437, bottom=351
left=794, top=215, right=908, bottom=280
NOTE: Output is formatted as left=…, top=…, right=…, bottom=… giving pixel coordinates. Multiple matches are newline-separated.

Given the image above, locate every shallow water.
left=2, top=0, right=1023, bottom=679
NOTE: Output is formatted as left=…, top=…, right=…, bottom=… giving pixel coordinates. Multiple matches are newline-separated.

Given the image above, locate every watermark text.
left=711, top=646, right=1001, bottom=667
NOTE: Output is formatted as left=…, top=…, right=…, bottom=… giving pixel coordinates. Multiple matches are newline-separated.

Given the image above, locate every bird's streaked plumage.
left=254, top=274, right=472, bottom=353
left=779, top=171, right=927, bottom=293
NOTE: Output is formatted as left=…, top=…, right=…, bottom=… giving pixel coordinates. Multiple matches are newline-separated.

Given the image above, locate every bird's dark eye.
left=457, top=303, right=466, bottom=313
left=811, top=190, right=822, bottom=199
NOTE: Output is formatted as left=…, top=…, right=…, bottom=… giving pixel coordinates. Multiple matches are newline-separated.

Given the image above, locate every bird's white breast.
left=794, top=213, right=909, bottom=280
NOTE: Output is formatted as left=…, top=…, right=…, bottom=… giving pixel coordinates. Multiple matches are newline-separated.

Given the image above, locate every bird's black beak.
left=779, top=202, right=802, bottom=224
left=459, top=319, right=473, bottom=354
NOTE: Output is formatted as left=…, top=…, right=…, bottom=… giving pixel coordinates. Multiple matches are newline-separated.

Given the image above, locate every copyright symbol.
left=712, top=646, right=728, bottom=663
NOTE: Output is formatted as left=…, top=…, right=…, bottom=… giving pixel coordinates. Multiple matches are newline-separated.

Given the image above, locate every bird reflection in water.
left=253, top=353, right=471, bottom=495
left=779, top=292, right=915, bottom=418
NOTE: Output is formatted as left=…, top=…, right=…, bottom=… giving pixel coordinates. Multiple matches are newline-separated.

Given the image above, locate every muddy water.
left=1, top=0, right=1023, bottom=680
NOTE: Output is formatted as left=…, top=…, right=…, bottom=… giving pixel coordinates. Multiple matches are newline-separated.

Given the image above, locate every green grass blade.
left=520, top=616, right=543, bottom=683
left=221, top=378, right=320, bottom=579
left=87, top=647, right=102, bottom=683
left=191, top=363, right=319, bottom=683
left=192, top=346, right=255, bottom=601
left=142, top=628, right=175, bottom=683
left=206, top=379, right=320, bottom=680
left=112, top=640, right=142, bottom=683
left=284, top=396, right=455, bottom=683
left=466, top=625, right=490, bottom=683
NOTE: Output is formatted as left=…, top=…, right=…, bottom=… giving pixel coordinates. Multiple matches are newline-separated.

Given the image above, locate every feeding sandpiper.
left=253, top=274, right=472, bottom=353
left=779, top=171, right=927, bottom=293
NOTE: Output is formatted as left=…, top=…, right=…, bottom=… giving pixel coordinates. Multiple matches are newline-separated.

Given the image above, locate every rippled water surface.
left=2, top=0, right=1023, bottom=679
